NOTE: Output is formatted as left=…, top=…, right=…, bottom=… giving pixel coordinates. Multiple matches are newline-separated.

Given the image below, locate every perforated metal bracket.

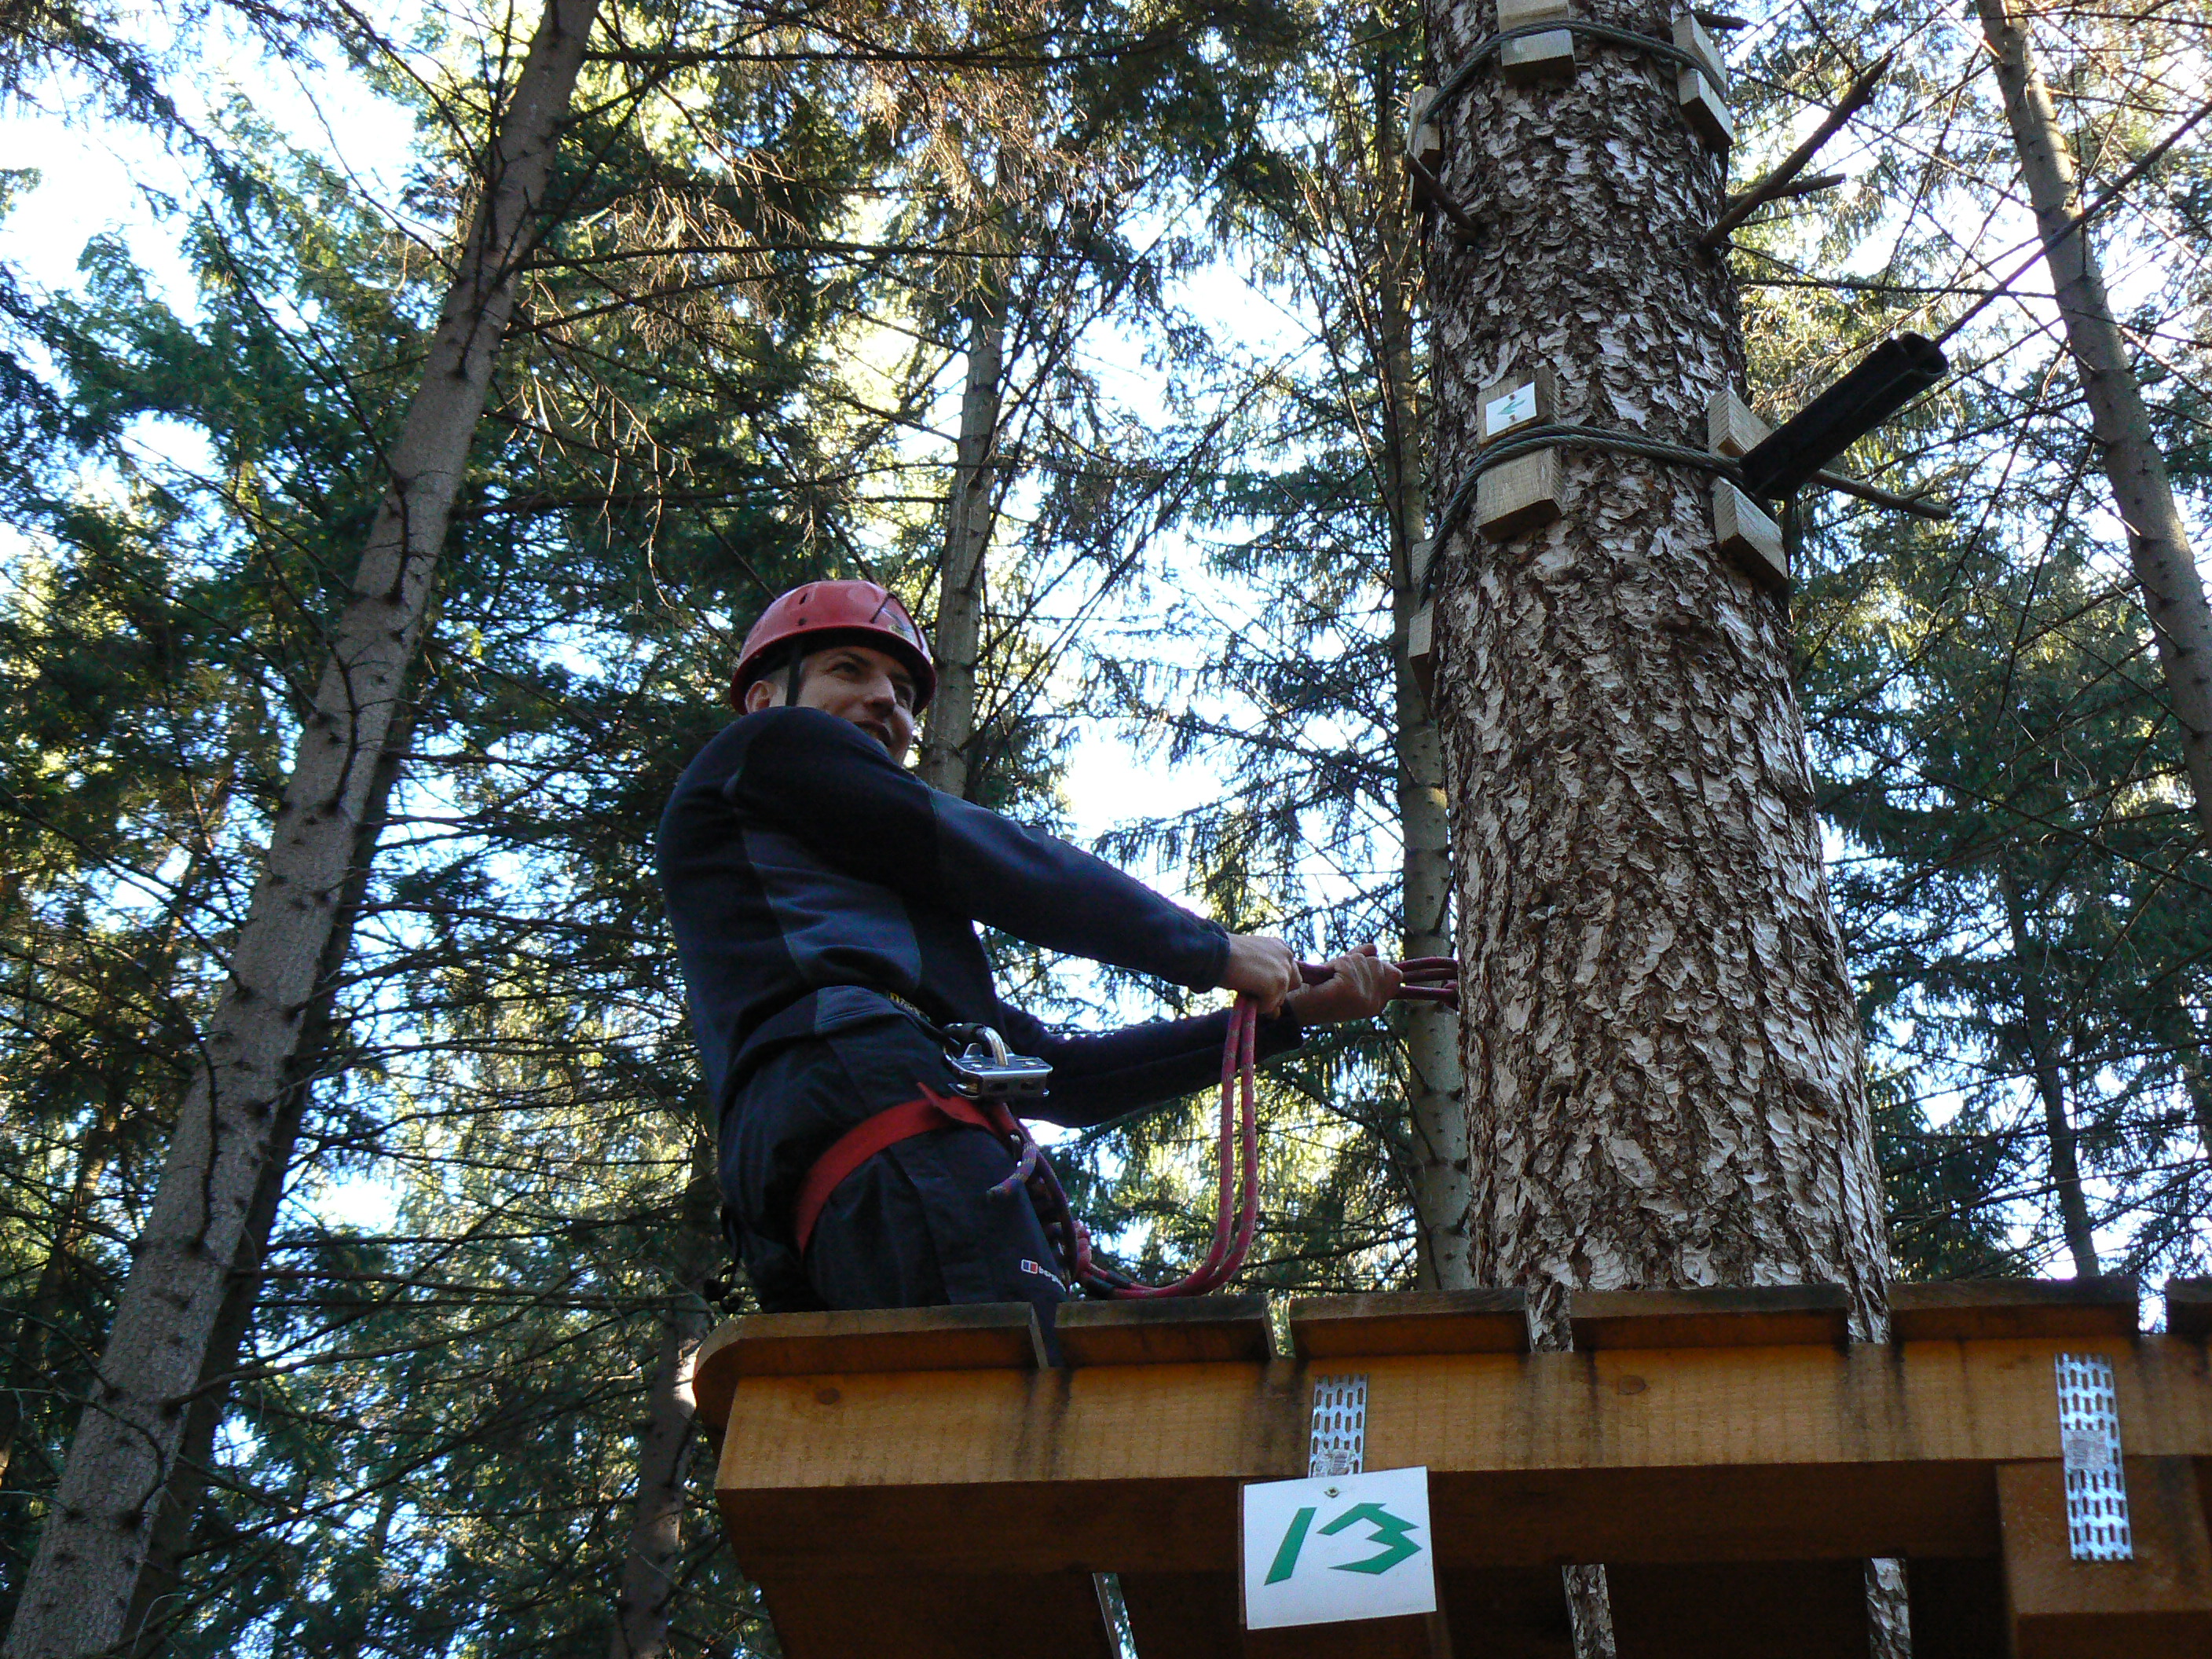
left=2055, top=1352, right=2132, bottom=1560
left=1309, top=1373, right=1368, bottom=1478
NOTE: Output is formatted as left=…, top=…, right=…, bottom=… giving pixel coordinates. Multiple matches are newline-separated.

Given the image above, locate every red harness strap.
left=792, top=1087, right=996, bottom=1256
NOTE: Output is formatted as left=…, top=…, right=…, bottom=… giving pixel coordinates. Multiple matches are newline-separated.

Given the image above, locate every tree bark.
left=1419, top=0, right=1892, bottom=1643
left=916, top=192, right=1009, bottom=801
left=1997, top=862, right=2098, bottom=1276
left=607, top=1130, right=723, bottom=1659
left=2, top=4, right=599, bottom=1653
left=1977, top=0, right=2212, bottom=844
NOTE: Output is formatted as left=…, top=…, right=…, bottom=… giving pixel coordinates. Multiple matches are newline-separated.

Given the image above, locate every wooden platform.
left=702, top=1280, right=2212, bottom=1657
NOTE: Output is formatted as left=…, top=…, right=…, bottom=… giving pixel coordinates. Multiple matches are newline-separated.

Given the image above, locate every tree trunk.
left=1977, top=0, right=2212, bottom=843
left=917, top=282, right=1008, bottom=800
left=2, top=2, right=599, bottom=1651
left=129, top=711, right=415, bottom=1659
left=1419, top=0, right=1892, bottom=1643
left=1997, top=862, right=2098, bottom=1276
left=1375, top=79, right=1470, bottom=1291
left=607, top=1130, right=723, bottom=1659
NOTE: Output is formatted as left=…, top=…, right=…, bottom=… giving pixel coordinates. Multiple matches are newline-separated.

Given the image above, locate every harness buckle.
left=942, top=1024, right=1052, bottom=1101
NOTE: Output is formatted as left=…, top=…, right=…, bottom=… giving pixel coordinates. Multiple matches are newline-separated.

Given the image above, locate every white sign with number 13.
left=1240, top=1465, right=1437, bottom=1630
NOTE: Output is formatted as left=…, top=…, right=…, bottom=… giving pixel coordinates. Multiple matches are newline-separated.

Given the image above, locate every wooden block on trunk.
left=1476, top=449, right=1562, bottom=541
left=1998, top=1457, right=2212, bottom=1657
left=1291, top=1290, right=1530, bottom=1358
left=1478, top=365, right=1557, bottom=441
left=1406, top=83, right=1442, bottom=172
left=1678, top=68, right=1733, bottom=151
left=1890, top=1278, right=2141, bottom=1343
left=1499, top=0, right=1575, bottom=85
left=1567, top=1284, right=1851, bottom=1350
left=1057, top=1294, right=1274, bottom=1365
left=695, top=1303, right=1043, bottom=1435
left=1712, top=479, right=1786, bottom=590
left=1670, top=13, right=1727, bottom=90
left=1608, top=1561, right=1868, bottom=1659
left=1407, top=602, right=1437, bottom=703
left=2163, top=1277, right=2212, bottom=1341
left=1706, top=387, right=1771, bottom=458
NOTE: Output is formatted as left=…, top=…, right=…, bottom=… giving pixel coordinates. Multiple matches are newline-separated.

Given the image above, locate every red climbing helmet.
left=730, top=580, right=936, bottom=712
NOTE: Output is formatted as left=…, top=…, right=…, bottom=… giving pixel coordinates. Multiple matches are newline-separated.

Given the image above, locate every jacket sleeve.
left=721, top=707, right=1229, bottom=990
left=989, top=1002, right=1305, bottom=1130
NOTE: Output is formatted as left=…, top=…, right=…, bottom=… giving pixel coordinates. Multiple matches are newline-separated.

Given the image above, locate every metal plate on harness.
left=944, top=1026, right=1053, bottom=1101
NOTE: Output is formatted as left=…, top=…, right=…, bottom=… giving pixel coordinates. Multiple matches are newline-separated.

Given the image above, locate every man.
left=657, top=580, right=1397, bottom=1339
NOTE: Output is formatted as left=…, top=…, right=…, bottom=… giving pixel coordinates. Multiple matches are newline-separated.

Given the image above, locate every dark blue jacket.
left=657, top=708, right=1300, bottom=1291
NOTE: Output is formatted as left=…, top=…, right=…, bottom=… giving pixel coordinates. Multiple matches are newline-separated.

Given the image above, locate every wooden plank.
left=1706, top=388, right=1771, bottom=459
left=1607, top=1562, right=1867, bottom=1658
left=715, top=1340, right=2212, bottom=1574
left=1891, top=1277, right=2140, bottom=1342
left=1712, top=482, right=1787, bottom=591
left=1669, top=13, right=1727, bottom=90
left=1475, top=450, right=1562, bottom=541
left=1290, top=1291, right=1529, bottom=1359
left=1059, top=1295, right=1274, bottom=1366
left=1118, top=1569, right=1240, bottom=1659
left=2163, top=1277, right=2211, bottom=1341
left=1906, top=1558, right=2008, bottom=1659
left=1496, top=0, right=1573, bottom=86
left=759, top=1569, right=1116, bottom=1659
left=1436, top=1567, right=1573, bottom=1658
left=1245, top=1611, right=1452, bottom=1657
left=1998, top=1457, right=2212, bottom=1657
left=1407, top=604, right=1436, bottom=705
left=1677, top=68, right=1733, bottom=151
left=695, top=1302, right=1042, bottom=1434
left=1566, top=1284, right=1851, bottom=1350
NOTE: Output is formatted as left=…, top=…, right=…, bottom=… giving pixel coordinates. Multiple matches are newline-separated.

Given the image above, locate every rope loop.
left=1431, top=422, right=1741, bottom=556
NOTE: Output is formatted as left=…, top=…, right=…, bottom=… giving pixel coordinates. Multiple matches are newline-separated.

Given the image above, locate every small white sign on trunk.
left=1240, top=1465, right=1437, bottom=1630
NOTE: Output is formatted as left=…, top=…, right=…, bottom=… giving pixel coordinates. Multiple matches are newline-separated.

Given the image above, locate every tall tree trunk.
left=1997, top=862, right=2098, bottom=1276
left=917, top=280, right=1008, bottom=800
left=1977, top=0, right=2212, bottom=843
left=126, top=712, right=415, bottom=1659
left=2, top=3, right=599, bottom=1651
left=1375, top=65, right=1469, bottom=1291
left=607, top=1129, right=723, bottom=1659
left=1419, top=0, right=1892, bottom=1646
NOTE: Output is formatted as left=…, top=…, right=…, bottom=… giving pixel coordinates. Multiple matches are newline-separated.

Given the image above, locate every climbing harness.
left=792, top=959, right=1460, bottom=1299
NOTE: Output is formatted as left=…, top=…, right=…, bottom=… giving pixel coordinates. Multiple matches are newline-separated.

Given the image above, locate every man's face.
left=743, top=642, right=919, bottom=764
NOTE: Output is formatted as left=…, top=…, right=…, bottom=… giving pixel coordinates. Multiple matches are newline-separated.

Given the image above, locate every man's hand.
left=1284, top=943, right=1402, bottom=1025
left=1221, top=933, right=1302, bottom=1013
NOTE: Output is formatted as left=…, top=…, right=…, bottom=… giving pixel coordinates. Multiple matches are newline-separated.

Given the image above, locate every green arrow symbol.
left=1317, top=1502, right=1422, bottom=1575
